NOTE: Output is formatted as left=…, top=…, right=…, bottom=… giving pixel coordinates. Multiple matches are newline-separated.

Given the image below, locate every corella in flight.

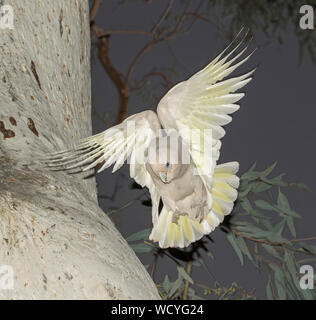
left=47, top=32, right=255, bottom=249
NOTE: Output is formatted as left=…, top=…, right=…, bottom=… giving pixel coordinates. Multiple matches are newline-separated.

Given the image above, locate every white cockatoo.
left=47, top=32, right=255, bottom=249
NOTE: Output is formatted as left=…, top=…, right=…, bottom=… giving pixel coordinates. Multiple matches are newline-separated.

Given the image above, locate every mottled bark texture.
left=0, top=0, right=159, bottom=299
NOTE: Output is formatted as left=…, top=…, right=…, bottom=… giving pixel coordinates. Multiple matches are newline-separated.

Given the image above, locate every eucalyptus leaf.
left=163, top=275, right=171, bottom=292
left=188, top=288, right=205, bottom=300
left=235, top=224, right=269, bottom=238
left=274, top=269, right=287, bottom=300
left=261, top=217, right=273, bottom=230
left=252, top=182, right=272, bottom=193
left=240, top=199, right=267, bottom=219
left=241, top=171, right=260, bottom=181
left=286, top=216, right=296, bottom=237
left=248, top=162, right=257, bottom=172
left=299, top=243, right=316, bottom=255
left=177, top=266, right=194, bottom=284
left=277, top=189, right=290, bottom=209
left=261, top=243, right=281, bottom=259
left=277, top=190, right=301, bottom=218
left=261, top=176, right=287, bottom=187
left=254, top=200, right=275, bottom=212
left=130, top=243, right=152, bottom=253
left=237, top=236, right=254, bottom=263
left=192, top=260, right=201, bottom=267
left=240, top=162, right=257, bottom=181
left=284, top=250, right=298, bottom=283
left=270, top=173, right=286, bottom=184
left=266, top=282, right=274, bottom=300
left=168, top=275, right=184, bottom=298
left=301, top=287, right=314, bottom=300
left=260, top=162, right=277, bottom=178
left=284, top=271, right=300, bottom=300
left=272, top=219, right=286, bottom=235
left=266, top=232, right=290, bottom=245
left=227, top=232, right=244, bottom=265
left=240, top=198, right=253, bottom=212
left=238, top=184, right=253, bottom=198
left=126, top=228, right=151, bottom=242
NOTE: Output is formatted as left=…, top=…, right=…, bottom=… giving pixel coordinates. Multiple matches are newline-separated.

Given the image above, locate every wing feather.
left=157, top=31, right=255, bottom=211
left=45, top=110, right=162, bottom=226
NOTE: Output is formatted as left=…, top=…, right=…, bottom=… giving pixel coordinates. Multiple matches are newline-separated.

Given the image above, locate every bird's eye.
left=166, top=162, right=172, bottom=170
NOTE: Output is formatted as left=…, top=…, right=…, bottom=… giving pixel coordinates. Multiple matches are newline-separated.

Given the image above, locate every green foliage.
left=124, top=163, right=316, bottom=300
left=207, top=0, right=316, bottom=64
left=156, top=265, right=255, bottom=300
left=229, top=162, right=316, bottom=300
left=158, top=267, right=199, bottom=300
left=126, top=228, right=153, bottom=253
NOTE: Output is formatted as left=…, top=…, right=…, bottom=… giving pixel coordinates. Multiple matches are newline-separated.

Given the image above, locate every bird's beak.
left=159, top=171, right=168, bottom=183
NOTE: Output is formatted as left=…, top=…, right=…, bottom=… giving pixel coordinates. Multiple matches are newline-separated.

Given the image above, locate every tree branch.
left=90, top=0, right=102, bottom=22
left=151, top=0, right=174, bottom=34
left=91, top=0, right=203, bottom=123
left=97, top=35, right=129, bottom=124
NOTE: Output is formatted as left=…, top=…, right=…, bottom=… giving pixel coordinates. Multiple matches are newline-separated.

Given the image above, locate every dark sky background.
left=89, top=0, right=316, bottom=299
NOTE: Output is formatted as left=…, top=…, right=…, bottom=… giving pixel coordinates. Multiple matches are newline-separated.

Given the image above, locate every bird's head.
left=151, top=160, right=181, bottom=184
left=147, top=132, right=188, bottom=184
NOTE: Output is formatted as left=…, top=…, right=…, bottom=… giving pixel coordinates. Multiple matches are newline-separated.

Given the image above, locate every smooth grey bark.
left=0, top=0, right=160, bottom=299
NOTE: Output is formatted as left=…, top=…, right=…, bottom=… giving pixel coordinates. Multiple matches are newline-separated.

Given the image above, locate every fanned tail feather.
left=149, top=208, right=217, bottom=248
left=149, top=161, right=240, bottom=248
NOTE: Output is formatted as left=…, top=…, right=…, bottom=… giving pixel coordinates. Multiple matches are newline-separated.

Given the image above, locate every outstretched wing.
left=46, top=110, right=162, bottom=225
left=157, top=32, right=255, bottom=209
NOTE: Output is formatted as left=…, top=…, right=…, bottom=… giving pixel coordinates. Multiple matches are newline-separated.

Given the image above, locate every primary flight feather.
left=47, top=32, right=255, bottom=249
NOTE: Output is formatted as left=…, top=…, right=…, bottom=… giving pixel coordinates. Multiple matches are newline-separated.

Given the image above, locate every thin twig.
left=290, top=236, right=316, bottom=242
left=126, top=0, right=192, bottom=87
left=183, top=261, right=192, bottom=300
left=90, top=0, right=102, bottom=22
left=174, top=0, right=192, bottom=32
left=97, top=35, right=129, bottom=124
left=105, top=200, right=134, bottom=216
left=92, top=29, right=154, bottom=38
left=150, top=254, right=158, bottom=280
left=151, top=0, right=174, bottom=34
left=92, top=0, right=203, bottom=123
left=138, top=70, right=173, bottom=90
left=126, top=39, right=161, bottom=87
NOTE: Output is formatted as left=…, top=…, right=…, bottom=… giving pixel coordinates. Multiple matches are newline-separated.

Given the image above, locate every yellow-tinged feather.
left=206, top=213, right=216, bottom=226
left=183, top=217, right=194, bottom=242
left=213, top=180, right=235, bottom=193
left=212, top=201, right=224, bottom=215
left=168, top=221, right=176, bottom=245
left=212, top=189, right=232, bottom=202
left=158, top=208, right=169, bottom=231
left=213, top=172, right=234, bottom=179
left=192, top=219, right=205, bottom=233
left=175, top=220, right=184, bottom=244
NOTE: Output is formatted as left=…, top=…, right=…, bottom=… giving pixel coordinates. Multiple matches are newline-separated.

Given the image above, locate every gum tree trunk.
left=0, top=0, right=159, bottom=299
